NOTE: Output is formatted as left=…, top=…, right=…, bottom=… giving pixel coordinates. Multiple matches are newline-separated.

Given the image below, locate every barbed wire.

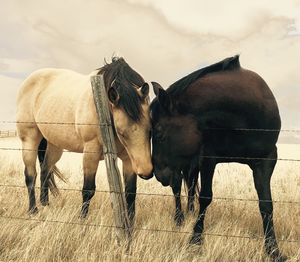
left=0, top=121, right=100, bottom=127
left=1, top=146, right=300, bottom=163
left=1, top=120, right=300, bottom=133
left=0, top=183, right=299, bottom=204
left=1, top=120, right=299, bottom=245
left=0, top=214, right=299, bottom=243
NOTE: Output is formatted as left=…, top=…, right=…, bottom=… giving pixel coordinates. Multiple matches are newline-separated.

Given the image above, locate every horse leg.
left=39, top=141, right=63, bottom=206
left=251, top=148, right=286, bottom=261
left=20, top=129, right=42, bottom=214
left=80, top=142, right=100, bottom=218
left=122, top=156, right=137, bottom=224
left=171, top=173, right=184, bottom=226
left=186, top=164, right=199, bottom=213
left=190, top=160, right=215, bottom=244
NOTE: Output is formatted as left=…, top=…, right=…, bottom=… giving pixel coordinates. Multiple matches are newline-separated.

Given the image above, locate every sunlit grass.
left=0, top=137, right=299, bottom=261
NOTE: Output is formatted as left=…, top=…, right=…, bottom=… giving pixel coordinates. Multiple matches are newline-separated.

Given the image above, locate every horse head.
left=99, top=57, right=153, bottom=178
left=150, top=82, right=202, bottom=186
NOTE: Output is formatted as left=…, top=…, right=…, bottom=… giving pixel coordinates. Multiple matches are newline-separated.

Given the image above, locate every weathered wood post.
left=91, top=75, right=132, bottom=242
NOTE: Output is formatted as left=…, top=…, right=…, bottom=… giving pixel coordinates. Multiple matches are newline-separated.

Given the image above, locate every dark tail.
left=38, top=138, right=47, bottom=164
left=38, top=138, right=67, bottom=196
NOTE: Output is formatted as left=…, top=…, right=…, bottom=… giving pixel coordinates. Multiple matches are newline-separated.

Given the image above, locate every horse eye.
left=153, top=125, right=166, bottom=143
left=154, top=132, right=165, bottom=143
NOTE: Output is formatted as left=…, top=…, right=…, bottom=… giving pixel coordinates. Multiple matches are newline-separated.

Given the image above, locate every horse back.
left=16, top=68, right=100, bottom=152
left=184, top=68, right=280, bottom=128
left=180, top=68, right=281, bottom=159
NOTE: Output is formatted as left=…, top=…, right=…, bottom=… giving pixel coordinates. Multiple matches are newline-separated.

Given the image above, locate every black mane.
left=98, top=57, right=145, bottom=122
left=167, top=55, right=241, bottom=96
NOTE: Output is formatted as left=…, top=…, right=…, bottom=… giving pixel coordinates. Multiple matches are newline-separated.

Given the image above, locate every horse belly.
left=206, top=129, right=279, bottom=162
left=37, top=124, right=84, bottom=152
left=34, top=96, right=85, bottom=152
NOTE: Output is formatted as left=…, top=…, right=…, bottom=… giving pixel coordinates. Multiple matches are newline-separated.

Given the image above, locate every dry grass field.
left=0, top=137, right=299, bottom=261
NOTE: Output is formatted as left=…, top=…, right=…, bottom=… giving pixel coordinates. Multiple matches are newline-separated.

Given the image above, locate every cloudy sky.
left=1, top=0, right=300, bottom=140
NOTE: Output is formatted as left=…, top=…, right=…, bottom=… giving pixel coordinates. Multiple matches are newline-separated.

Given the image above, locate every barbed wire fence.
left=0, top=214, right=299, bottom=244
left=0, top=187, right=299, bottom=244
left=0, top=130, right=17, bottom=138
left=0, top=120, right=299, bottom=244
left=1, top=120, right=300, bottom=132
left=0, top=188, right=299, bottom=244
left=0, top=181, right=299, bottom=244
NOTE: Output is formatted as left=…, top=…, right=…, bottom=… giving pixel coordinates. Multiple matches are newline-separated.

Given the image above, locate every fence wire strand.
left=0, top=214, right=299, bottom=243
left=0, top=120, right=299, bottom=245
left=0, top=184, right=299, bottom=204
left=0, top=147, right=300, bottom=163
left=1, top=120, right=300, bottom=133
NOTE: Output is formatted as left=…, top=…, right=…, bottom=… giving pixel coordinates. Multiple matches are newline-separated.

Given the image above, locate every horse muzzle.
left=153, top=167, right=174, bottom=187
left=138, top=172, right=154, bottom=180
left=133, top=161, right=153, bottom=180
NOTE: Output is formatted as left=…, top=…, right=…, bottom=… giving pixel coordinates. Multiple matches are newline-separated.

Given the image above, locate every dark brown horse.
left=150, top=55, right=285, bottom=261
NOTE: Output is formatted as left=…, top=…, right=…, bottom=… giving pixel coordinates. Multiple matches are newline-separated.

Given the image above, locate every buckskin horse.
left=16, top=57, right=153, bottom=221
left=150, top=55, right=285, bottom=260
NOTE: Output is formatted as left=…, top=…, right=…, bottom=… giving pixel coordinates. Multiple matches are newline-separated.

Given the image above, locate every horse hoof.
left=127, top=215, right=135, bottom=228
left=40, top=200, right=49, bottom=206
left=266, top=245, right=287, bottom=262
left=271, top=252, right=287, bottom=262
left=79, top=209, right=88, bottom=219
left=190, top=233, right=203, bottom=245
left=277, top=255, right=287, bottom=262
left=79, top=213, right=87, bottom=219
left=28, top=207, right=38, bottom=215
left=174, top=212, right=184, bottom=227
left=127, top=211, right=135, bottom=223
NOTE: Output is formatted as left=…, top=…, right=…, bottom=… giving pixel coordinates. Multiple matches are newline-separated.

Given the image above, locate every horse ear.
left=138, top=82, right=149, bottom=100
left=151, top=82, right=173, bottom=112
left=152, top=81, right=162, bottom=96
left=108, top=86, right=120, bottom=105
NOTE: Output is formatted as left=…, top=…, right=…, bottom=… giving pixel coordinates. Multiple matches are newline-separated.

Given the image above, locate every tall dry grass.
left=0, top=137, right=299, bottom=261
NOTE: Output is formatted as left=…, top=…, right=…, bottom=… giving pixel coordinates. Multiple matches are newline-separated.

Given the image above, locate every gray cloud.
left=0, top=0, right=300, bottom=133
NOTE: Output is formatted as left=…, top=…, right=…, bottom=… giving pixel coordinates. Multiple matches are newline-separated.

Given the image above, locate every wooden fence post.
left=90, top=75, right=132, bottom=242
